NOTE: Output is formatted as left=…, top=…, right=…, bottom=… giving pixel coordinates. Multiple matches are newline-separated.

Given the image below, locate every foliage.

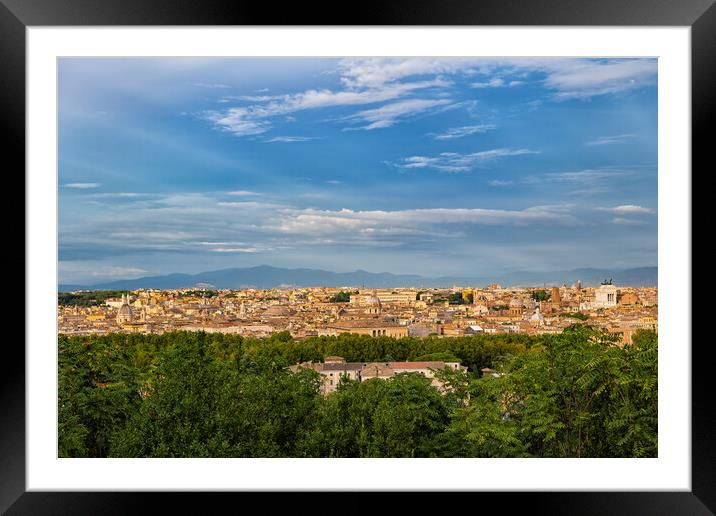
left=329, top=291, right=356, bottom=303
left=297, top=373, right=450, bottom=457
left=58, top=290, right=129, bottom=307
left=58, top=328, right=657, bottom=458
left=414, top=352, right=462, bottom=363
left=181, top=290, right=218, bottom=297
left=559, top=312, right=589, bottom=321
left=447, top=292, right=472, bottom=305
left=531, top=290, right=551, bottom=302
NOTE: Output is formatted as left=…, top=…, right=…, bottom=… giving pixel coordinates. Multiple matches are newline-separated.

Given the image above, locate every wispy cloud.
left=587, top=134, right=638, bottom=146
left=202, top=57, right=657, bottom=137
left=203, top=77, right=450, bottom=136
left=343, top=98, right=453, bottom=130
left=227, top=190, right=261, bottom=196
left=488, top=180, right=514, bottom=187
left=612, top=217, right=648, bottom=225
left=430, top=124, right=496, bottom=140
left=63, top=183, right=101, bottom=189
left=191, top=82, right=230, bottom=89
left=541, top=59, right=656, bottom=100
left=469, top=58, right=657, bottom=100
left=274, top=205, right=577, bottom=236
left=89, top=266, right=147, bottom=278
left=597, top=204, right=654, bottom=214
left=471, top=78, right=506, bottom=88
left=394, top=148, right=540, bottom=173
left=60, top=192, right=579, bottom=267
left=219, top=94, right=283, bottom=103
left=540, top=169, right=632, bottom=183
left=264, top=136, right=318, bottom=143
left=210, top=246, right=273, bottom=253
left=471, top=78, right=522, bottom=89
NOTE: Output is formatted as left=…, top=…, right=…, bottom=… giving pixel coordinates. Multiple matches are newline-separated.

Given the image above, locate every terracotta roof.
left=322, top=363, right=363, bottom=371
left=389, top=361, right=445, bottom=370
left=328, top=320, right=403, bottom=329
left=361, top=363, right=394, bottom=377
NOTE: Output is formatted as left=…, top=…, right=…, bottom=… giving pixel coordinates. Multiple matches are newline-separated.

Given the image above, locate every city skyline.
left=59, top=57, right=658, bottom=285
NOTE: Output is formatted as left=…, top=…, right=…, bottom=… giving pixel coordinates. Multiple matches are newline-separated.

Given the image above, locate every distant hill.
left=59, top=265, right=657, bottom=291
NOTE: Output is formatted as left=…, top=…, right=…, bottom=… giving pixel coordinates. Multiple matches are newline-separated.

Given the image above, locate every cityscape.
left=60, top=282, right=657, bottom=345
left=58, top=57, right=658, bottom=459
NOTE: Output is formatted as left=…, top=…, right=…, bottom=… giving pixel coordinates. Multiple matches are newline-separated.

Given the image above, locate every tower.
left=550, top=287, right=561, bottom=306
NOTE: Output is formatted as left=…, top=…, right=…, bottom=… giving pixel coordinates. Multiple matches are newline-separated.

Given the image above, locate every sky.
left=58, top=57, right=657, bottom=285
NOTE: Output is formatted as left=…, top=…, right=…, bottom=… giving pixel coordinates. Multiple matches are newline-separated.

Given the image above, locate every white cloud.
left=540, top=169, right=632, bottom=183
left=274, top=205, right=577, bottom=236
left=210, top=246, right=273, bottom=253
left=227, top=190, right=261, bottom=196
left=430, top=124, right=496, bottom=140
left=612, top=217, right=648, bottom=225
left=219, top=94, right=283, bottom=102
left=89, top=266, right=147, bottom=278
left=587, top=134, right=638, bottom=146
left=337, top=58, right=476, bottom=89
left=204, top=77, right=450, bottom=136
left=202, top=57, right=656, bottom=137
left=488, top=180, right=514, bottom=187
left=542, top=59, right=656, bottom=99
left=264, top=136, right=317, bottom=143
left=395, top=148, right=540, bottom=173
left=203, top=108, right=271, bottom=136
left=61, top=191, right=580, bottom=269
left=469, top=58, right=657, bottom=99
left=343, top=98, right=453, bottom=130
left=471, top=78, right=505, bottom=88
left=63, top=182, right=101, bottom=189
left=598, top=204, right=654, bottom=214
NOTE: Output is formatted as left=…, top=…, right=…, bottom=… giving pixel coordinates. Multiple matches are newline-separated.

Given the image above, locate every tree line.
left=58, top=327, right=657, bottom=458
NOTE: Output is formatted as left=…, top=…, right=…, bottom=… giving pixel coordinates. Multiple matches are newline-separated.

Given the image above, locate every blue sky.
left=58, top=57, right=657, bottom=285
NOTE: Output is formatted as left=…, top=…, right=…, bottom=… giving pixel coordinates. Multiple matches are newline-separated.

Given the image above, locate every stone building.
left=508, top=298, right=524, bottom=317
left=290, top=356, right=466, bottom=395
left=595, top=284, right=618, bottom=308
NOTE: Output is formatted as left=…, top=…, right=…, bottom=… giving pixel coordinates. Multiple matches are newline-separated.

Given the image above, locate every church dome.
left=365, top=295, right=381, bottom=306
left=264, top=304, right=290, bottom=317
left=118, top=304, right=133, bottom=316
left=364, top=294, right=382, bottom=315
left=116, top=294, right=134, bottom=324
left=509, top=298, right=523, bottom=307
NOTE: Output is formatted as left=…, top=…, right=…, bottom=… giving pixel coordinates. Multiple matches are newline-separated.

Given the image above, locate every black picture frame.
left=4, top=0, right=707, bottom=513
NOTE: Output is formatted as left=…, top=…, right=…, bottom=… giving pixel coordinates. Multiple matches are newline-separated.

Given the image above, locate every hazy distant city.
left=60, top=281, right=657, bottom=346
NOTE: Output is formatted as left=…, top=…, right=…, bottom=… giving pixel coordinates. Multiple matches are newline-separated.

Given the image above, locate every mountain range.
left=59, top=265, right=658, bottom=291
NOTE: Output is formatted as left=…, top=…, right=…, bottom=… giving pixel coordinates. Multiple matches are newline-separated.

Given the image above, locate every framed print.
left=5, top=0, right=709, bottom=513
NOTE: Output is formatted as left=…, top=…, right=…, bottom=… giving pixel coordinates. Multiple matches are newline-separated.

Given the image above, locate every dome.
left=365, top=295, right=381, bottom=306
left=118, top=304, right=133, bottom=316
left=264, top=305, right=290, bottom=317
left=116, top=294, right=134, bottom=324
left=509, top=298, right=523, bottom=307
left=364, top=294, right=382, bottom=315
